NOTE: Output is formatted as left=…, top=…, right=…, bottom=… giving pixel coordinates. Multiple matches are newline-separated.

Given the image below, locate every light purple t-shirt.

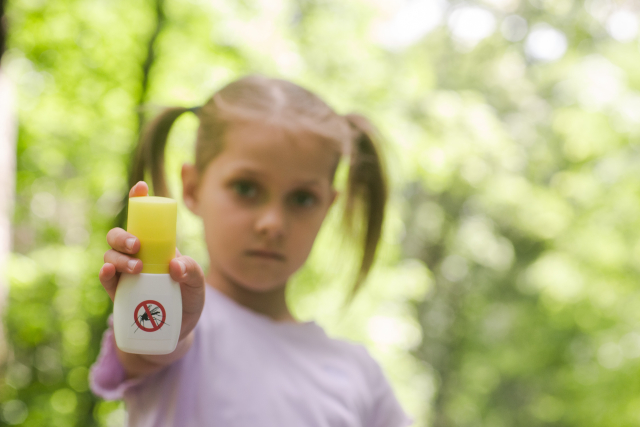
left=90, top=285, right=413, bottom=427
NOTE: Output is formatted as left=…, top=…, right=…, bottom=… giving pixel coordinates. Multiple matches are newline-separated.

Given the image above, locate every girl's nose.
left=254, top=203, right=286, bottom=240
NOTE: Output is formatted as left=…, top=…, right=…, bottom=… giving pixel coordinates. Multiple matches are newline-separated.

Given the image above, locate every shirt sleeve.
left=360, top=347, right=414, bottom=427
left=89, top=314, right=148, bottom=400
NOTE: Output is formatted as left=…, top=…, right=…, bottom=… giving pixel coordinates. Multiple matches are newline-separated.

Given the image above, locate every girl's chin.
left=228, top=271, right=288, bottom=293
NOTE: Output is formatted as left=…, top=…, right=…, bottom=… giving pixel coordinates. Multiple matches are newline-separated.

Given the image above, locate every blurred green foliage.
left=4, top=0, right=640, bottom=426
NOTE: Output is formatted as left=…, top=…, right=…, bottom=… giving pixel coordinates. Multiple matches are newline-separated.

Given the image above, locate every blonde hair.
left=127, top=74, right=388, bottom=302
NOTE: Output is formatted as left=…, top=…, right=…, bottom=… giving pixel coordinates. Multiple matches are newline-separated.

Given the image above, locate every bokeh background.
left=2, top=0, right=640, bottom=425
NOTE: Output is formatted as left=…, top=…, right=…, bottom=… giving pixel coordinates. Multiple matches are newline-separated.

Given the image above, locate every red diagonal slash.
left=143, top=303, right=158, bottom=329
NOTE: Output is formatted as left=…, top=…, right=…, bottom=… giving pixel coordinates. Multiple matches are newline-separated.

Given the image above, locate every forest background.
left=2, top=0, right=640, bottom=426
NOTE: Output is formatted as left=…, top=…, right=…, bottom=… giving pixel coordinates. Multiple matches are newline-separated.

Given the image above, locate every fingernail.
left=126, top=238, right=135, bottom=251
left=128, top=260, right=138, bottom=271
left=178, top=261, right=186, bottom=276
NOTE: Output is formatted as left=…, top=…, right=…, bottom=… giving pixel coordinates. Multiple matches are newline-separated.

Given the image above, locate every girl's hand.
left=99, top=181, right=206, bottom=342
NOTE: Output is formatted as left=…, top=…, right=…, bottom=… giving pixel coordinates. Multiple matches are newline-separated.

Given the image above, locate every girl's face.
left=182, top=120, right=339, bottom=293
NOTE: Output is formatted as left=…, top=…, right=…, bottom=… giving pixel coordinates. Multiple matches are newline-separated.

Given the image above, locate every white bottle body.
left=113, top=273, right=182, bottom=355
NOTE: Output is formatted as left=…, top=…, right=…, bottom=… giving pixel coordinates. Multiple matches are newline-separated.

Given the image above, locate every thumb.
left=169, top=256, right=204, bottom=290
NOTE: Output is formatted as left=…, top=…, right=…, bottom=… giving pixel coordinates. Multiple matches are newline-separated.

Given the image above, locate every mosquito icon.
left=132, top=301, right=169, bottom=333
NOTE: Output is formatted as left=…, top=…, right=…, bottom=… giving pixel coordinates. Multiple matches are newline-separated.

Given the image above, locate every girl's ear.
left=181, top=163, right=200, bottom=216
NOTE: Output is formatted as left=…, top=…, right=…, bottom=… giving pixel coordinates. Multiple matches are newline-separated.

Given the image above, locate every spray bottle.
left=113, top=196, right=182, bottom=355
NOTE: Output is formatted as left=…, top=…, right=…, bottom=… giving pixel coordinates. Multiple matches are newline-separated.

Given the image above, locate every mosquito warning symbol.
left=133, top=300, right=167, bottom=333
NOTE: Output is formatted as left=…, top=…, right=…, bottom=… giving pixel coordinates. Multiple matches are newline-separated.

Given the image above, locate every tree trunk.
left=0, top=0, right=16, bottom=365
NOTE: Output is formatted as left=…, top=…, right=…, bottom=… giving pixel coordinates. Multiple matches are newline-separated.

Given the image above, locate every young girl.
left=90, top=74, right=413, bottom=426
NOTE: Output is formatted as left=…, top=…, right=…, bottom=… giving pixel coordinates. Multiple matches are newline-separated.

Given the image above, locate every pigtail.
left=130, top=106, right=194, bottom=197
left=115, top=106, right=195, bottom=228
left=342, top=113, right=389, bottom=304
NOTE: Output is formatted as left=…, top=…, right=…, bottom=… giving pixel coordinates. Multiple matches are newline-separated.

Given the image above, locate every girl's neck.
left=205, top=268, right=297, bottom=323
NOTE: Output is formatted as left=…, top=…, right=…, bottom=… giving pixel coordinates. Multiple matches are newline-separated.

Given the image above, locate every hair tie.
left=187, top=106, right=201, bottom=114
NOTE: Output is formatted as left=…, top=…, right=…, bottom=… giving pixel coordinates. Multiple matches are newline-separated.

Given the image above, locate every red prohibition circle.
left=134, top=300, right=166, bottom=332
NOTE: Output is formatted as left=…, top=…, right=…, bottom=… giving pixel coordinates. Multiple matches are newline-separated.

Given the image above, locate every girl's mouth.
left=245, top=250, right=286, bottom=261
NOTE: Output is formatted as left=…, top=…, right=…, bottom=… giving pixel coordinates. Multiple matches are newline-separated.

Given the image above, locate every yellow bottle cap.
left=126, top=196, right=177, bottom=274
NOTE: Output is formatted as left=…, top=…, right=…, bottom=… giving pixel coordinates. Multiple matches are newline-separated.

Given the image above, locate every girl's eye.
left=233, top=181, right=257, bottom=198
left=292, top=192, right=316, bottom=207
left=232, top=181, right=316, bottom=207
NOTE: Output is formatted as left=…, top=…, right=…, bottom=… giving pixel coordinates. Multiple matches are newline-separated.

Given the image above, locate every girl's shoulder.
left=324, top=335, right=385, bottom=380
left=318, top=334, right=414, bottom=426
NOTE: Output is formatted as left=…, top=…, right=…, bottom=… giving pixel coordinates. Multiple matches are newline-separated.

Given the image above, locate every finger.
left=169, top=256, right=205, bottom=317
left=99, top=263, right=119, bottom=302
left=175, top=247, right=182, bottom=258
left=169, top=256, right=204, bottom=290
left=106, top=227, right=140, bottom=255
left=104, top=249, right=142, bottom=274
left=129, top=181, right=149, bottom=198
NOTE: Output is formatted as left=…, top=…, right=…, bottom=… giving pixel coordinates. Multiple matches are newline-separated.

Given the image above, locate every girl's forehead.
left=210, top=121, right=339, bottom=183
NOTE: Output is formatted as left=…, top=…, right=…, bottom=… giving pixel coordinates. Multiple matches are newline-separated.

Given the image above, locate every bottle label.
left=128, top=294, right=174, bottom=340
